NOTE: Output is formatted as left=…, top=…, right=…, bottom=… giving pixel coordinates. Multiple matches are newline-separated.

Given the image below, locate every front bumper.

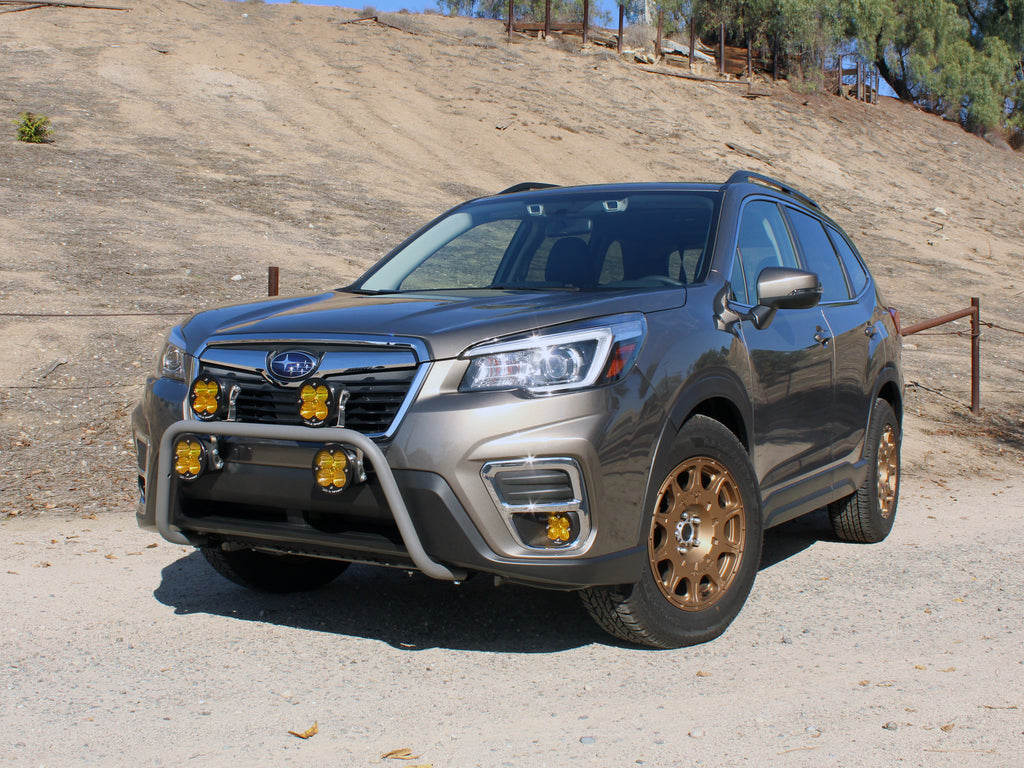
left=135, top=413, right=647, bottom=590
left=155, top=420, right=466, bottom=580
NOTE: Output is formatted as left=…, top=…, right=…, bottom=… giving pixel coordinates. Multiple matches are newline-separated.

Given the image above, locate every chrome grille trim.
left=187, top=337, right=430, bottom=440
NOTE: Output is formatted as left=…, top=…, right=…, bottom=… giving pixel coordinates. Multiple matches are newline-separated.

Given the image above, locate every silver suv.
left=133, top=171, right=903, bottom=648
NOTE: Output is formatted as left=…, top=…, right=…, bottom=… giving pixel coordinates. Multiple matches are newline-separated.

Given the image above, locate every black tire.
left=828, top=398, right=900, bottom=543
left=580, top=415, right=763, bottom=649
left=201, top=546, right=348, bottom=593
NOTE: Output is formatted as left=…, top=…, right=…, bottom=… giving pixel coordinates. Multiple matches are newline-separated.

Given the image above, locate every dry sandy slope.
left=1, top=0, right=1023, bottom=510
left=0, top=1, right=1023, bottom=764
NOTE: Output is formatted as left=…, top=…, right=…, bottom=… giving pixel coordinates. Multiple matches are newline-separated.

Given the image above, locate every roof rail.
left=497, top=182, right=560, bottom=195
left=723, top=170, right=821, bottom=210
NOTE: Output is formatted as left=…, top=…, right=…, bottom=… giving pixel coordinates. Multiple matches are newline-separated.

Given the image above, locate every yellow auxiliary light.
left=190, top=377, right=222, bottom=420
left=313, top=445, right=354, bottom=494
left=298, top=379, right=333, bottom=427
left=546, top=513, right=572, bottom=543
left=173, top=437, right=207, bottom=481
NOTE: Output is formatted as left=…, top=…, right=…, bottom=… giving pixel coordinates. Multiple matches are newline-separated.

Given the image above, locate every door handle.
left=864, top=322, right=878, bottom=338
left=814, top=326, right=831, bottom=346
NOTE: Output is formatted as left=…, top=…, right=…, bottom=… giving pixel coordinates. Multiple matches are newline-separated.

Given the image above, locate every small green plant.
left=14, top=112, right=52, bottom=143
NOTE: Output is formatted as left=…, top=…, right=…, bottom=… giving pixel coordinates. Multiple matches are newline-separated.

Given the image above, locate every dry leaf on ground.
left=287, top=722, right=318, bottom=739
left=381, top=748, right=419, bottom=760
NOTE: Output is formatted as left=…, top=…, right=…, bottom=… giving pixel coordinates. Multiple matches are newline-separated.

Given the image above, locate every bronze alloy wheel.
left=649, top=456, right=747, bottom=611
left=877, top=423, right=899, bottom=519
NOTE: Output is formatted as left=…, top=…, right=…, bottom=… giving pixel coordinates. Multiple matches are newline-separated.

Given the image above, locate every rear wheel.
left=828, top=398, right=900, bottom=543
left=581, top=416, right=762, bottom=648
left=201, top=546, right=348, bottom=593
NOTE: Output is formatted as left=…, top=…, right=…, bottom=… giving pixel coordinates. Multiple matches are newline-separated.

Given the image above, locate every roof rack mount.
left=724, top=170, right=821, bottom=210
left=497, top=182, right=560, bottom=196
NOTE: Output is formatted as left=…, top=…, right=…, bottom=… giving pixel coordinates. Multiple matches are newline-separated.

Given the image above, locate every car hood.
left=180, top=288, right=686, bottom=360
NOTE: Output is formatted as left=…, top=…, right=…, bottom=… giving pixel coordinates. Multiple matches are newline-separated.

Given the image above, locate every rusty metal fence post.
left=971, top=297, right=980, bottom=415
left=900, top=297, right=981, bottom=415
left=544, top=0, right=550, bottom=38
left=507, top=0, right=512, bottom=40
left=268, top=266, right=279, bottom=297
left=582, top=0, right=588, bottom=44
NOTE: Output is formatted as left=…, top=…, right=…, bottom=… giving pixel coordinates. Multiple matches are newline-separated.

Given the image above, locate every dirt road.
left=3, top=466, right=1021, bottom=768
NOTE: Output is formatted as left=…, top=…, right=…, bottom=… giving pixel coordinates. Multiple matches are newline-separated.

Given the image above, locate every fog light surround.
left=313, top=444, right=357, bottom=494
left=481, top=457, right=591, bottom=552
left=173, top=437, right=207, bottom=481
left=190, top=376, right=223, bottom=421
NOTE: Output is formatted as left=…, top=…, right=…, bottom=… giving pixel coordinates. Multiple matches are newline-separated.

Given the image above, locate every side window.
left=787, top=209, right=851, bottom=303
left=732, top=200, right=798, bottom=305
left=399, top=219, right=520, bottom=290
left=827, top=227, right=869, bottom=296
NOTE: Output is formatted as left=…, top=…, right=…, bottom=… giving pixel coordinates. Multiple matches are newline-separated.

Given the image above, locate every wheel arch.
left=667, top=371, right=753, bottom=452
left=874, top=368, right=903, bottom=425
left=635, top=373, right=755, bottom=545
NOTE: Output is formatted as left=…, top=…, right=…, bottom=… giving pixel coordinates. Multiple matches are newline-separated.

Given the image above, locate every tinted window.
left=827, top=227, right=869, bottom=296
left=358, top=191, right=720, bottom=293
left=731, top=200, right=798, bottom=305
left=786, top=209, right=850, bottom=303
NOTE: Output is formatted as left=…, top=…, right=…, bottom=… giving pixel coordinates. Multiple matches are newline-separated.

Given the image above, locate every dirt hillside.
left=0, top=0, right=1022, bottom=519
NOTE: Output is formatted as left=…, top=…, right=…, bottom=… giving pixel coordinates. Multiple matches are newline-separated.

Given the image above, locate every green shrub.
left=14, top=112, right=52, bottom=143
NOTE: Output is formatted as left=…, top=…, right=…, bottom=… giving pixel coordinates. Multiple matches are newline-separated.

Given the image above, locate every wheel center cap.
left=674, top=512, right=702, bottom=552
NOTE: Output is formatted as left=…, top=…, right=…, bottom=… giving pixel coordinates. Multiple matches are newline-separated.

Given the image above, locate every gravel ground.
left=2, top=472, right=1022, bottom=767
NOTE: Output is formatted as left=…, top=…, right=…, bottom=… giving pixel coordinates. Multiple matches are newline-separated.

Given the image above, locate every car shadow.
left=154, top=550, right=607, bottom=653
left=759, top=507, right=836, bottom=570
left=154, top=511, right=837, bottom=652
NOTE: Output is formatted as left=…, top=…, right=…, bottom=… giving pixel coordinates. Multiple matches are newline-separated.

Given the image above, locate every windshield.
left=355, top=190, right=721, bottom=293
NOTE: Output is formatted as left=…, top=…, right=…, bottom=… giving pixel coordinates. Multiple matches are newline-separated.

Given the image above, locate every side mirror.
left=750, top=267, right=822, bottom=329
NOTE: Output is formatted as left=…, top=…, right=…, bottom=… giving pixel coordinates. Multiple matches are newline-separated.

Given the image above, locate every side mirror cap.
left=749, top=267, right=821, bottom=329
left=756, top=267, right=822, bottom=310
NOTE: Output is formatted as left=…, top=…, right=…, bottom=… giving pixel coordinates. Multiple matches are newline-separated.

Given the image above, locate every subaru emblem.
left=268, top=350, right=318, bottom=381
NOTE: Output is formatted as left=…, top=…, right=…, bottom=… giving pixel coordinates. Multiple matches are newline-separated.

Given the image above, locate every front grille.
left=197, top=366, right=418, bottom=436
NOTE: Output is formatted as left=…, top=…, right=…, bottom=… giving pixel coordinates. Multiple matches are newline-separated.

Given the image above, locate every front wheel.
left=581, top=415, right=763, bottom=648
left=201, top=546, right=348, bottom=593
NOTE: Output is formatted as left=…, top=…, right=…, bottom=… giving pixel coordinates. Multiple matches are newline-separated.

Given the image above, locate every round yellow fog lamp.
left=190, top=377, right=222, bottom=420
left=173, top=437, right=207, bottom=481
left=313, top=445, right=354, bottom=494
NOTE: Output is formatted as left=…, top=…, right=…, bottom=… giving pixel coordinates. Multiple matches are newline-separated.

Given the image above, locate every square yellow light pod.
left=313, top=445, right=354, bottom=494
left=190, top=377, right=222, bottom=420
left=546, top=513, right=572, bottom=543
left=298, top=379, right=333, bottom=427
left=173, top=437, right=206, bottom=481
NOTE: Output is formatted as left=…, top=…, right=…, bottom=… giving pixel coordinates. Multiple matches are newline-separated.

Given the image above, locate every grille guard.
left=155, top=420, right=467, bottom=581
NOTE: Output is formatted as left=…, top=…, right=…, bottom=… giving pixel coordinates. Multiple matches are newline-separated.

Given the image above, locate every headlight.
left=460, top=314, right=646, bottom=394
left=157, top=328, right=188, bottom=381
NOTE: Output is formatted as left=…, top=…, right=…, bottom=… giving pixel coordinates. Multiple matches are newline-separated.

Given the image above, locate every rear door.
left=784, top=208, right=874, bottom=468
